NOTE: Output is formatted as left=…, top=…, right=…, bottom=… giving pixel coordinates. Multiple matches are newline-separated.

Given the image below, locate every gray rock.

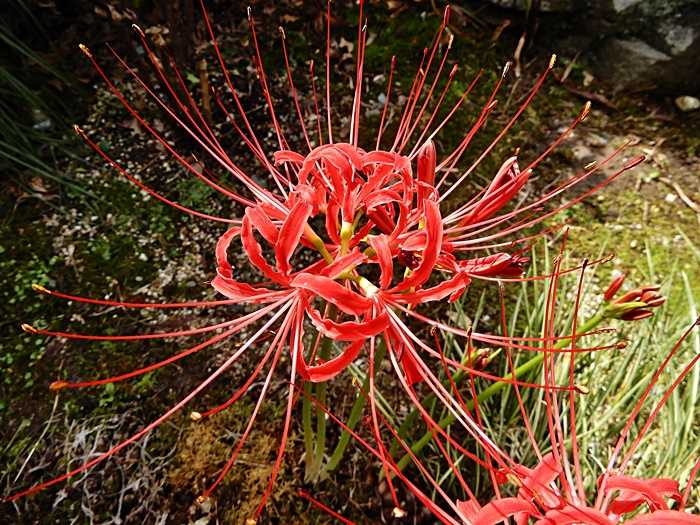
left=484, top=0, right=700, bottom=94
left=661, top=22, right=696, bottom=55
left=612, top=0, right=644, bottom=11
left=593, top=38, right=671, bottom=88
left=487, top=0, right=578, bottom=12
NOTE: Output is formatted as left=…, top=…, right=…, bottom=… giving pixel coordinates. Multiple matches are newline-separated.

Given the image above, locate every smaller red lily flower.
left=602, top=273, right=665, bottom=321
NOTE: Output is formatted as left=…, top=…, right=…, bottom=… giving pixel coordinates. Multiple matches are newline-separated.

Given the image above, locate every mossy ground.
left=1, top=1, right=698, bottom=523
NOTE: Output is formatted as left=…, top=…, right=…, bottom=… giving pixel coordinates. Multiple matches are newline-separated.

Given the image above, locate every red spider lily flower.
left=296, top=255, right=700, bottom=524
left=11, top=0, right=648, bottom=517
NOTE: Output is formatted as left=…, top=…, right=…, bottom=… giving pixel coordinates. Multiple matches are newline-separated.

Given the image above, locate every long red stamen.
left=199, top=302, right=296, bottom=499
left=104, top=45, right=284, bottom=207
left=408, top=68, right=482, bottom=160
left=198, top=0, right=289, bottom=201
left=349, top=0, right=366, bottom=146
left=324, top=0, right=333, bottom=143
left=385, top=314, right=513, bottom=470
left=197, top=307, right=294, bottom=419
left=7, top=301, right=293, bottom=502
left=375, top=56, right=396, bottom=150
left=392, top=8, right=449, bottom=151
left=435, top=62, right=508, bottom=183
left=598, top=326, right=700, bottom=506
left=25, top=296, right=289, bottom=341
left=31, top=284, right=286, bottom=309
left=368, top=335, right=402, bottom=512
left=568, top=260, right=588, bottom=502
left=681, top=457, right=700, bottom=509
left=298, top=490, right=357, bottom=524
left=498, top=282, right=543, bottom=461
left=309, top=60, right=324, bottom=145
left=133, top=26, right=225, bottom=160
left=255, top=303, right=305, bottom=517
left=74, top=125, right=238, bottom=224
left=297, top=385, right=460, bottom=525
left=398, top=33, right=454, bottom=153
left=279, top=27, right=312, bottom=151
left=438, top=57, right=556, bottom=202
left=44, top=301, right=289, bottom=391
left=247, top=9, right=292, bottom=165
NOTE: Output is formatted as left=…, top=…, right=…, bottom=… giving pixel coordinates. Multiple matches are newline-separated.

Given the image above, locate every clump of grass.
left=406, top=237, right=700, bottom=505
left=0, top=2, right=89, bottom=197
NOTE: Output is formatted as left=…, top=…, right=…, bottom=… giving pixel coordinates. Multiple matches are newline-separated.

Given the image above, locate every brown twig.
left=659, top=177, right=700, bottom=214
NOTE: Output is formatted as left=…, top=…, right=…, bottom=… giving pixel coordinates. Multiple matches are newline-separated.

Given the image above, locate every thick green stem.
left=312, top=336, right=333, bottom=473
left=395, top=309, right=607, bottom=473
left=325, top=339, right=388, bottom=473
left=305, top=224, right=333, bottom=263
left=302, top=382, right=315, bottom=478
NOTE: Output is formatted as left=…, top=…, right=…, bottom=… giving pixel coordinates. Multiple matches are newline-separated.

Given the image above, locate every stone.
left=661, top=23, right=696, bottom=55
left=486, top=0, right=578, bottom=12
left=593, top=38, right=671, bottom=89
left=612, top=0, right=643, bottom=12
left=675, top=96, right=700, bottom=112
left=486, top=0, right=700, bottom=94
left=571, top=144, right=594, bottom=163
left=585, top=133, right=608, bottom=148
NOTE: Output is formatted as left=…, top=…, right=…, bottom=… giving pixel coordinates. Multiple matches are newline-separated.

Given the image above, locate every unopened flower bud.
left=620, top=309, right=654, bottom=321
left=603, top=273, right=626, bottom=301
left=603, top=278, right=664, bottom=322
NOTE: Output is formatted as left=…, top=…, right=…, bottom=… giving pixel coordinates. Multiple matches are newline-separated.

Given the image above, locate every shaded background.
left=1, top=1, right=699, bottom=523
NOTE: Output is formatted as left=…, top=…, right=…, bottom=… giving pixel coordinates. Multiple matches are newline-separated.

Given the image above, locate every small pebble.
left=675, top=96, right=700, bottom=112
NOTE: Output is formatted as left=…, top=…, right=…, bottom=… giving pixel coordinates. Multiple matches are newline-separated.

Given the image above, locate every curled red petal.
left=389, top=201, right=409, bottom=242
left=291, top=273, right=372, bottom=316
left=304, top=340, right=364, bottom=383
left=457, top=499, right=482, bottom=523
left=320, top=249, right=367, bottom=279
left=245, top=205, right=278, bottom=245
left=275, top=200, right=312, bottom=274
left=241, top=215, right=288, bottom=286
left=461, top=157, right=529, bottom=226
left=211, top=274, right=278, bottom=303
left=306, top=306, right=389, bottom=341
left=273, top=149, right=305, bottom=165
left=367, top=207, right=394, bottom=235
left=368, top=234, right=393, bottom=289
left=518, top=452, right=562, bottom=508
left=605, top=475, right=678, bottom=514
left=391, top=199, right=442, bottom=292
left=534, top=505, right=613, bottom=525
left=401, top=350, right=424, bottom=385
left=468, top=497, right=537, bottom=525
left=625, top=510, right=700, bottom=525
left=325, top=200, right=341, bottom=244
left=387, top=273, right=470, bottom=304
left=215, top=227, right=241, bottom=278
left=365, top=189, right=403, bottom=210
